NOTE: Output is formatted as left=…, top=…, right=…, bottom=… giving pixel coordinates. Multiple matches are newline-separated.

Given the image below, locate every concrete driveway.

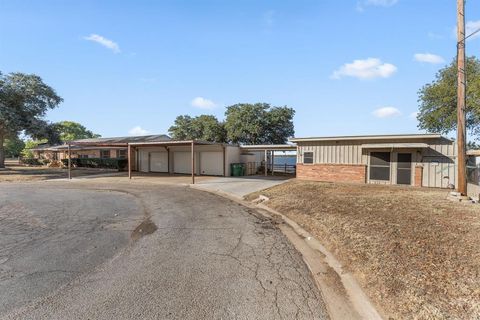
left=194, top=176, right=290, bottom=198
left=0, top=181, right=328, bottom=319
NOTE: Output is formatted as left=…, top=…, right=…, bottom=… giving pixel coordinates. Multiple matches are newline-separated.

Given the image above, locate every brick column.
left=414, top=165, right=423, bottom=187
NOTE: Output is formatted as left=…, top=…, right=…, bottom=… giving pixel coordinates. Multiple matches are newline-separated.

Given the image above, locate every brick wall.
left=296, top=163, right=367, bottom=183
left=414, top=166, right=423, bottom=187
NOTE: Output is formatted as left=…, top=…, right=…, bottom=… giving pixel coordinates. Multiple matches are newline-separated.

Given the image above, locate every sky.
left=1, top=0, right=480, bottom=139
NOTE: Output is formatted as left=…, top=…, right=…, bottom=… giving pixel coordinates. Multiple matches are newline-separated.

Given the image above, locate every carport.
left=239, top=144, right=297, bottom=176
left=127, top=140, right=239, bottom=184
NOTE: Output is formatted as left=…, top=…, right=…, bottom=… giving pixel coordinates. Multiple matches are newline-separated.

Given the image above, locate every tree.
left=3, top=136, right=25, bottom=158
left=417, top=56, right=480, bottom=138
left=169, top=115, right=226, bottom=142
left=224, top=103, right=295, bottom=144
left=53, top=121, right=100, bottom=142
left=0, top=72, right=62, bottom=167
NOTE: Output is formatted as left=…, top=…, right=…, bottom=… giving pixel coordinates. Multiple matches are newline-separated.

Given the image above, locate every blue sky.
left=1, top=0, right=479, bottom=138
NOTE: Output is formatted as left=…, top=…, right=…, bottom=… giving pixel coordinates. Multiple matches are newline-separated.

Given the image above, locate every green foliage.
left=61, top=158, right=128, bottom=171
left=21, top=139, right=47, bottom=159
left=169, top=115, right=226, bottom=142
left=53, top=121, right=100, bottom=142
left=417, top=56, right=480, bottom=138
left=0, top=72, right=62, bottom=166
left=3, top=136, right=25, bottom=157
left=21, top=158, right=42, bottom=166
left=224, top=103, right=295, bottom=144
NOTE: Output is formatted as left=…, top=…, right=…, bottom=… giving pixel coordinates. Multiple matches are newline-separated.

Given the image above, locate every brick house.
left=290, top=134, right=457, bottom=188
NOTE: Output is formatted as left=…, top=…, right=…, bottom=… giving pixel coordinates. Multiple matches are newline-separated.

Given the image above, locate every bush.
left=61, top=158, right=128, bottom=171
left=21, top=158, right=42, bottom=166
left=41, top=159, right=51, bottom=165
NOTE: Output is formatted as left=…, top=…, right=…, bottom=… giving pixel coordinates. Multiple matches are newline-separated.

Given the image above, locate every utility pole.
left=457, top=0, right=467, bottom=195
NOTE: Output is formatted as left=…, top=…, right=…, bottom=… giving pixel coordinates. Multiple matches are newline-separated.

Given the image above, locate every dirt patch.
left=247, top=180, right=480, bottom=319
left=131, top=219, right=158, bottom=241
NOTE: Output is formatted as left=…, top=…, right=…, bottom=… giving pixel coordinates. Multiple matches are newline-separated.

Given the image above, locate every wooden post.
left=457, top=0, right=467, bottom=195
left=271, top=150, right=275, bottom=176
left=264, top=149, right=267, bottom=176
left=128, top=144, right=132, bottom=179
left=67, top=143, right=71, bottom=180
left=223, top=146, right=226, bottom=177
left=191, top=141, right=195, bottom=184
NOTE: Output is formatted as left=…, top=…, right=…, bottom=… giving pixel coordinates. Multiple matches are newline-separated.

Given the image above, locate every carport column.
left=68, top=143, right=71, bottom=180
left=128, top=144, right=132, bottom=179
left=191, top=141, right=195, bottom=184
left=223, top=146, right=226, bottom=177
left=264, top=149, right=268, bottom=176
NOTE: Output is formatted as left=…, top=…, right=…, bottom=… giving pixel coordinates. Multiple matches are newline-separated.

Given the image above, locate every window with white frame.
left=100, top=150, right=110, bottom=159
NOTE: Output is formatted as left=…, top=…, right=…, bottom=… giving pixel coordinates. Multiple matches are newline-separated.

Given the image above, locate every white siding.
left=200, top=152, right=223, bottom=176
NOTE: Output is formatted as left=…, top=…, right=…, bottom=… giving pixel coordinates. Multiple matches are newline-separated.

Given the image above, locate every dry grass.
left=247, top=180, right=480, bottom=320
left=0, top=164, right=116, bottom=182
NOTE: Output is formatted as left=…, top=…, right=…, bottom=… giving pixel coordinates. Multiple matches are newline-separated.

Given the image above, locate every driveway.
left=0, top=181, right=328, bottom=319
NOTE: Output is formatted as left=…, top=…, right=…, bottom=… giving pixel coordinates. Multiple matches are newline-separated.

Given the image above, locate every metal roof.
left=361, top=143, right=429, bottom=149
left=289, top=133, right=444, bottom=142
left=71, top=134, right=171, bottom=146
left=128, top=140, right=230, bottom=147
left=239, top=144, right=297, bottom=151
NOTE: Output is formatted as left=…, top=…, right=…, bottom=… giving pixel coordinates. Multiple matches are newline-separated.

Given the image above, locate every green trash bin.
left=231, top=163, right=243, bottom=176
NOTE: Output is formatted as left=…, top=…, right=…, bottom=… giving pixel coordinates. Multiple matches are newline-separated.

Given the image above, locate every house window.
left=369, top=152, right=391, bottom=181
left=303, top=152, right=314, bottom=164
left=78, top=154, right=89, bottom=159
left=100, top=150, right=111, bottom=159
left=116, top=149, right=127, bottom=158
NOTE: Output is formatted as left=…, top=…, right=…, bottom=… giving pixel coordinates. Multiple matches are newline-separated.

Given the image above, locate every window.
left=116, top=149, right=127, bottom=158
left=78, top=154, right=89, bottom=159
left=303, top=152, right=314, bottom=164
left=369, top=152, right=390, bottom=181
left=100, top=150, right=110, bottom=159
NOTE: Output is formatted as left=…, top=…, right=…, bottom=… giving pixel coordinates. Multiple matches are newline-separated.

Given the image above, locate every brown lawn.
left=247, top=180, right=480, bottom=320
left=0, top=164, right=118, bottom=182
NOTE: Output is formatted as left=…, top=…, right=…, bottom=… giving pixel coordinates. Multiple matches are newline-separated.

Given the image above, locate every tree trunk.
left=0, top=133, right=4, bottom=168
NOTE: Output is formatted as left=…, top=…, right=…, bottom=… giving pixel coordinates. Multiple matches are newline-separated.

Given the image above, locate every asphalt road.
left=0, top=182, right=328, bottom=319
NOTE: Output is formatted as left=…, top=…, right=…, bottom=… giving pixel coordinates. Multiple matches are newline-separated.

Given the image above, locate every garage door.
left=138, top=150, right=149, bottom=172
left=173, top=152, right=191, bottom=174
left=150, top=152, right=168, bottom=172
left=200, top=152, right=223, bottom=176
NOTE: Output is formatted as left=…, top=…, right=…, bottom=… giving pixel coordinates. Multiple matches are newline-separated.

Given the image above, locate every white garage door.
left=150, top=152, right=168, bottom=172
left=138, top=150, right=149, bottom=172
left=200, top=152, right=223, bottom=176
left=173, top=152, right=191, bottom=174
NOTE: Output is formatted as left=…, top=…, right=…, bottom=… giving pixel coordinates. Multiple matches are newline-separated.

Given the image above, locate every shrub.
left=61, top=158, right=128, bottom=171
left=21, top=158, right=42, bottom=166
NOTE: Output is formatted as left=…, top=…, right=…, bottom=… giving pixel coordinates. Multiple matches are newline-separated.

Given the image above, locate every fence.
left=244, top=162, right=296, bottom=176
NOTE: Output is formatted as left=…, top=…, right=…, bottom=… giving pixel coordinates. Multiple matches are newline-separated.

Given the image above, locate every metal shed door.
left=139, top=150, right=149, bottom=172
left=173, top=152, right=191, bottom=174
left=150, top=152, right=168, bottom=172
left=200, top=152, right=223, bottom=176
left=397, top=153, right=412, bottom=185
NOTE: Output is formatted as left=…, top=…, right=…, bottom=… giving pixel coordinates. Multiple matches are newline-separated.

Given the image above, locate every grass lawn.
left=247, top=180, right=480, bottom=320
left=0, top=164, right=118, bottom=182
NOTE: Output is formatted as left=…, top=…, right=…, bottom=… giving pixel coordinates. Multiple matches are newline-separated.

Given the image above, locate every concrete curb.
left=189, top=185, right=384, bottom=320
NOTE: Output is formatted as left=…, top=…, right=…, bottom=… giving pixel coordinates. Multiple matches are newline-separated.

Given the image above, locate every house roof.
left=71, top=134, right=171, bottom=146
left=289, top=133, right=445, bottom=142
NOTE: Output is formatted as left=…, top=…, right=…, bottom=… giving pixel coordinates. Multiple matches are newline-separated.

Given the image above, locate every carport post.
left=67, top=143, right=71, bottom=180
left=264, top=149, right=267, bottom=176
left=128, top=144, right=132, bottom=179
left=191, top=141, right=195, bottom=184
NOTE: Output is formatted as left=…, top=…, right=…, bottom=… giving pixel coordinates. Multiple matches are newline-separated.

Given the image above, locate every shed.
left=290, top=134, right=456, bottom=188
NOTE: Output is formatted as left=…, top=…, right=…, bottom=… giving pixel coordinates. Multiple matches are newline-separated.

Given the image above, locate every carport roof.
left=239, top=144, right=296, bottom=151
left=128, top=140, right=231, bottom=147
left=71, top=134, right=171, bottom=146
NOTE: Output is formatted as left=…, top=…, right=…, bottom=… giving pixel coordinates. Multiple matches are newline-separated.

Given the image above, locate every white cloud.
left=191, top=97, right=216, bottom=109
left=372, top=107, right=401, bottom=118
left=84, top=34, right=120, bottom=53
left=357, top=0, right=398, bottom=11
left=414, top=53, right=445, bottom=64
left=128, top=126, right=149, bottom=136
left=332, top=58, right=397, bottom=80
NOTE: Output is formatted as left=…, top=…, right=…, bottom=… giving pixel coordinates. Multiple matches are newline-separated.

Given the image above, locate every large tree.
left=0, top=72, right=62, bottom=167
left=417, top=56, right=480, bottom=137
left=224, top=103, right=295, bottom=144
left=3, top=136, right=25, bottom=158
left=53, top=120, right=100, bottom=142
left=169, top=115, right=226, bottom=142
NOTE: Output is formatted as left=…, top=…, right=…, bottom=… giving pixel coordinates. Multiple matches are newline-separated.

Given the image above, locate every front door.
left=397, top=153, right=412, bottom=185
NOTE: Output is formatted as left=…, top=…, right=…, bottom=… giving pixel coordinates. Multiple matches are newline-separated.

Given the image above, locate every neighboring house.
left=290, top=134, right=457, bottom=188
left=30, top=144, right=128, bottom=160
